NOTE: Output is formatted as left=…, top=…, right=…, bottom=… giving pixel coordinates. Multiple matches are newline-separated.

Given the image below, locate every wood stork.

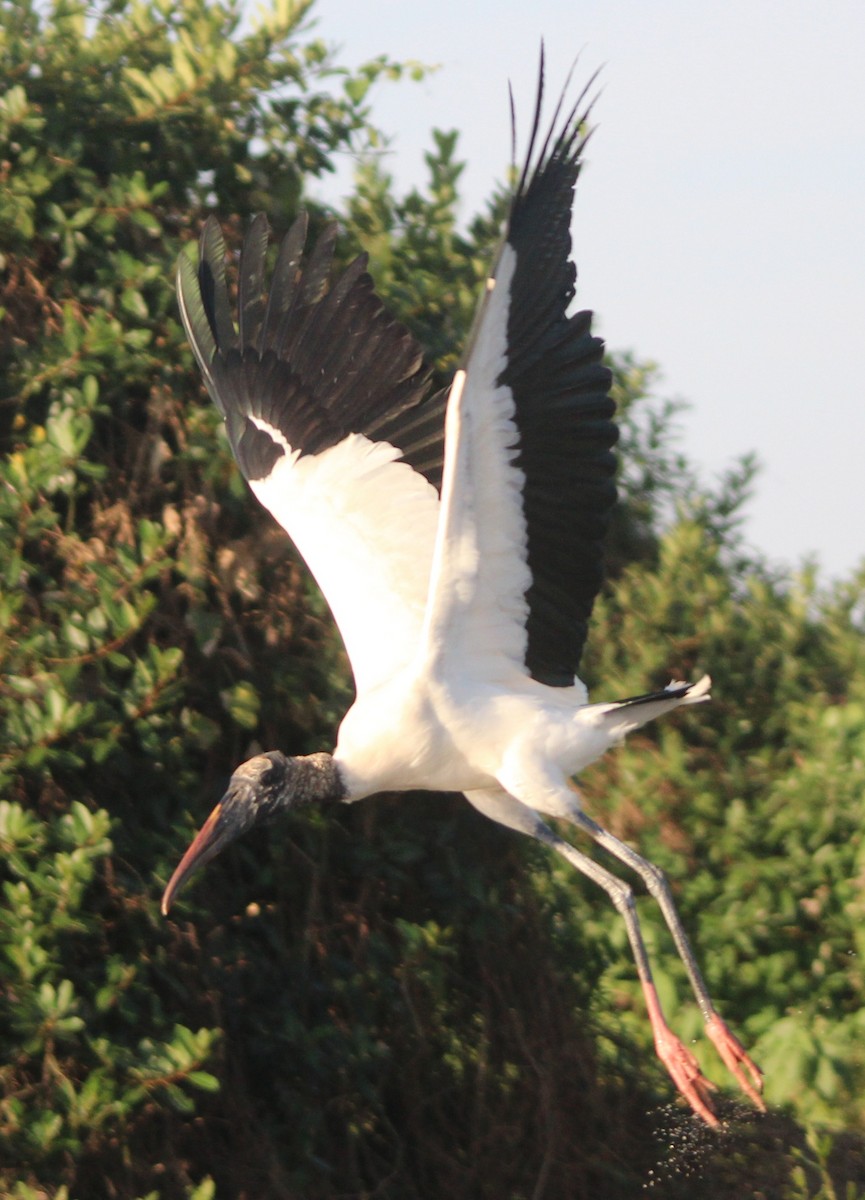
left=163, top=56, right=764, bottom=1126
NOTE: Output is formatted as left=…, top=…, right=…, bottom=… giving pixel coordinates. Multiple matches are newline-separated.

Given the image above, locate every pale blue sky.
left=305, top=0, right=864, bottom=579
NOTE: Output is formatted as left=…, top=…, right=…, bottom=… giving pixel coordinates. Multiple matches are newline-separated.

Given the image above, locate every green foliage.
left=2, top=0, right=865, bottom=1196
left=581, top=526, right=865, bottom=1181
left=346, top=128, right=506, bottom=376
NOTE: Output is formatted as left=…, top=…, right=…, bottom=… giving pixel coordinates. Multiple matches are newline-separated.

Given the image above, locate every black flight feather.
left=499, top=54, right=617, bottom=687
left=176, top=214, right=443, bottom=489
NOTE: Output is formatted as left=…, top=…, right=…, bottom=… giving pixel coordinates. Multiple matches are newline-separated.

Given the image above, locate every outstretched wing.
left=422, top=55, right=618, bottom=690
left=177, top=213, right=446, bottom=696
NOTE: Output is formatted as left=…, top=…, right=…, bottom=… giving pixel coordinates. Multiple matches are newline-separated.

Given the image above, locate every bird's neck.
left=285, top=752, right=348, bottom=808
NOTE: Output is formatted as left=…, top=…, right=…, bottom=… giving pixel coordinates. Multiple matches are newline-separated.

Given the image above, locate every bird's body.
left=334, top=666, right=708, bottom=804
left=164, top=54, right=764, bottom=1126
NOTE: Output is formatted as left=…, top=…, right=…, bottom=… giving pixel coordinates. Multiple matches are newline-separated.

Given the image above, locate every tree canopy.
left=2, top=1, right=864, bottom=1196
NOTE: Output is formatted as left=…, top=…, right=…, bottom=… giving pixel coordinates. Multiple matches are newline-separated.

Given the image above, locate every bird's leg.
left=567, top=809, right=764, bottom=1110
left=547, top=830, right=722, bottom=1126
left=465, top=787, right=722, bottom=1125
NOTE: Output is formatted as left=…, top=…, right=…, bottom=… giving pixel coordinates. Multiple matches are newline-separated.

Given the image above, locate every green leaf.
left=344, top=76, right=370, bottom=104
left=220, top=680, right=260, bottom=730
left=186, top=1070, right=220, bottom=1092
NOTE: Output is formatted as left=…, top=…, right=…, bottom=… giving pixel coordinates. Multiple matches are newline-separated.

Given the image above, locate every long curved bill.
left=162, top=802, right=231, bottom=915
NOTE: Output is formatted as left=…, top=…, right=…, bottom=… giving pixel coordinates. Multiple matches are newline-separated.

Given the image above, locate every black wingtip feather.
left=501, top=52, right=617, bottom=687
left=198, top=218, right=237, bottom=353
left=177, top=213, right=443, bottom=491
left=262, top=213, right=308, bottom=354
left=238, top=213, right=270, bottom=350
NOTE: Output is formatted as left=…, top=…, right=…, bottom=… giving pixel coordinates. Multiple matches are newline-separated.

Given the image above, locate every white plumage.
left=251, top=428, right=439, bottom=694
left=165, top=54, right=764, bottom=1126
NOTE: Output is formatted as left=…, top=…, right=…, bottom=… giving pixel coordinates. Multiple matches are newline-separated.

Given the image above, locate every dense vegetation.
left=2, top=1, right=865, bottom=1196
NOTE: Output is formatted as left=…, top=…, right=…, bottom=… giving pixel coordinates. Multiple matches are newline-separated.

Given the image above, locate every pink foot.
left=706, top=1013, right=765, bottom=1110
left=653, top=1020, right=720, bottom=1127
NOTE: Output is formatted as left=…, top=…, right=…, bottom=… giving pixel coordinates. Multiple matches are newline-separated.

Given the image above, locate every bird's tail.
left=594, top=674, right=711, bottom=740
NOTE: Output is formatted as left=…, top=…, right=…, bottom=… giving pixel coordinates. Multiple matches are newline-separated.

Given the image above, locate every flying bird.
left=164, top=57, right=763, bottom=1126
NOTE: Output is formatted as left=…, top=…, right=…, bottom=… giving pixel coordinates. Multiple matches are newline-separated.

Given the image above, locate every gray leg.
left=466, top=787, right=725, bottom=1125
left=564, top=806, right=763, bottom=1107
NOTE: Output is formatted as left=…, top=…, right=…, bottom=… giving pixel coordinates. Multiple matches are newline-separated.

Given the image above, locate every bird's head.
left=161, top=750, right=336, bottom=914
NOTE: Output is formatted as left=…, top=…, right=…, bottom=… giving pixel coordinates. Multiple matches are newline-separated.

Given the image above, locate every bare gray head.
left=161, top=751, right=345, bottom=914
